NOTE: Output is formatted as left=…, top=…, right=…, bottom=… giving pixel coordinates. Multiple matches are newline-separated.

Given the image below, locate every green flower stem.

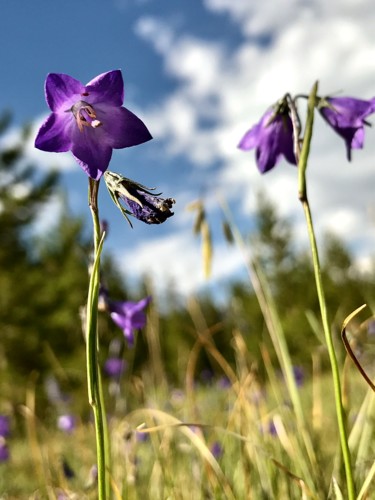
left=297, top=82, right=355, bottom=500
left=87, top=178, right=111, bottom=500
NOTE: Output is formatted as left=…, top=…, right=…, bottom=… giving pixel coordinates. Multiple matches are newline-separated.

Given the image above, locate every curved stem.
left=295, top=83, right=355, bottom=499
left=86, top=178, right=110, bottom=499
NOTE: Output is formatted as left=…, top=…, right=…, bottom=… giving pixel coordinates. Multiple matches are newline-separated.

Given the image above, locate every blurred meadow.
left=1, top=110, right=375, bottom=499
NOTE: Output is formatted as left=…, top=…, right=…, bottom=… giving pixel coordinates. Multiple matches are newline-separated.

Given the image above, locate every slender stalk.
left=295, top=82, right=355, bottom=499
left=86, top=178, right=111, bottom=499
left=220, top=200, right=318, bottom=492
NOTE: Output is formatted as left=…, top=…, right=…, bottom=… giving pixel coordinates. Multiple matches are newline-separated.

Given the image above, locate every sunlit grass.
left=1, top=349, right=373, bottom=499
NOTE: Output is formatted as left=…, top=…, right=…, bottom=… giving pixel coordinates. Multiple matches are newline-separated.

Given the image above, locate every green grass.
left=1, top=362, right=374, bottom=499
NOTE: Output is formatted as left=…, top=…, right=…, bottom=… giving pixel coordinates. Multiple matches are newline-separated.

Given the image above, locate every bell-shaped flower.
left=35, top=70, right=152, bottom=180
left=318, top=96, right=375, bottom=160
left=104, top=171, right=175, bottom=226
left=238, top=99, right=296, bottom=173
left=108, top=296, right=151, bottom=345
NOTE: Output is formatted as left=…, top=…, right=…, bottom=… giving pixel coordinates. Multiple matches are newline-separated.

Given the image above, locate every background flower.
left=57, top=414, right=76, bottom=433
left=238, top=105, right=296, bottom=174
left=0, top=415, right=10, bottom=438
left=109, top=296, right=152, bottom=345
left=318, top=96, right=375, bottom=160
left=104, top=357, right=127, bottom=378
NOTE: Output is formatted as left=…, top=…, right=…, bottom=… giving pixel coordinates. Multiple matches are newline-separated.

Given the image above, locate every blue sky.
left=2, top=0, right=375, bottom=299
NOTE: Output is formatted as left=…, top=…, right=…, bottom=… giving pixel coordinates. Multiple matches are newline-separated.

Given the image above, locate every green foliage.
left=227, top=191, right=375, bottom=371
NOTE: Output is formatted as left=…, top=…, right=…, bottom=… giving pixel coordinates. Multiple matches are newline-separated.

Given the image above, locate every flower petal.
left=110, top=311, right=128, bottom=331
left=278, top=118, right=296, bottom=165
left=326, top=97, right=375, bottom=126
left=351, top=127, right=365, bottom=149
left=71, top=126, right=112, bottom=179
left=34, top=113, right=73, bottom=152
left=129, top=310, right=147, bottom=329
left=45, top=73, right=83, bottom=112
left=95, top=105, right=152, bottom=148
left=85, top=70, right=124, bottom=107
left=238, top=123, right=261, bottom=150
left=256, top=139, right=281, bottom=173
left=238, top=111, right=273, bottom=151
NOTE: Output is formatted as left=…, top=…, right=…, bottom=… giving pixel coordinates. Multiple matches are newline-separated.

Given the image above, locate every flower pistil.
left=71, top=101, right=102, bottom=131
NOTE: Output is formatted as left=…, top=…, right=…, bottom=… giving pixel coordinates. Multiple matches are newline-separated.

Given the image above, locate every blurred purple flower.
left=293, top=366, right=304, bottom=387
left=35, top=70, right=152, bottom=180
left=238, top=100, right=296, bottom=173
left=0, top=416, right=10, bottom=438
left=210, top=442, right=223, bottom=459
left=0, top=438, right=9, bottom=462
left=135, top=430, right=149, bottom=442
left=200, top=368, right=214, bottom=384
left=319, top=96, right=375, bottom=160
left=268, top=420, right=278, bottom=437
left=104, top=171, right=175, bottom=226
left=104, top=357, right=127, bottom=378
left=109, top=296, right=151, bottom=345
left=57, top=415, right=76, bottom=433
left=217, top=376, right=231, bottom=389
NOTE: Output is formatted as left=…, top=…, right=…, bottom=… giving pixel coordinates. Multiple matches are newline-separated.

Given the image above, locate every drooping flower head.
left=109, top=296, right=151, bottom=345
left=35, top=70, right=152, bottom=179
left=318, top=96, right=375, bottom=160
left=238, top=97, right=296, bottom=173
left=104, top=171, right=175, bottom=226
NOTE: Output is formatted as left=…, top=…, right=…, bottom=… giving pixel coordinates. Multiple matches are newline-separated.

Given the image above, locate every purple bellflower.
left=318, top=96, right=375, bottom=160
left=104, top=171, right=175, bottom=226
left=238, top=98, right=296, bottom=173
left=35, top=70, right=152, bottom=180
left=109, top=296, right=151, bottom=345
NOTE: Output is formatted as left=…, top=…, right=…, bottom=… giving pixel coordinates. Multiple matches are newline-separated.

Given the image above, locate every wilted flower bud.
left=104, top=171, right=175, bottom=226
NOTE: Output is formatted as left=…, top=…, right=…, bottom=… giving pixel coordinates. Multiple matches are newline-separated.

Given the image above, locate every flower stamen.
left=71, top=100, right=102, bottom=132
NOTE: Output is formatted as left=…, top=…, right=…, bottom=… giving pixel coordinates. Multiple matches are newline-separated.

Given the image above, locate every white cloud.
left=116, top=230, right=243, bottom=298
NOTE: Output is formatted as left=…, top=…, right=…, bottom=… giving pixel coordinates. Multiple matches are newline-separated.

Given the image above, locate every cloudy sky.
left=1, top=0, right=375, bottom=300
